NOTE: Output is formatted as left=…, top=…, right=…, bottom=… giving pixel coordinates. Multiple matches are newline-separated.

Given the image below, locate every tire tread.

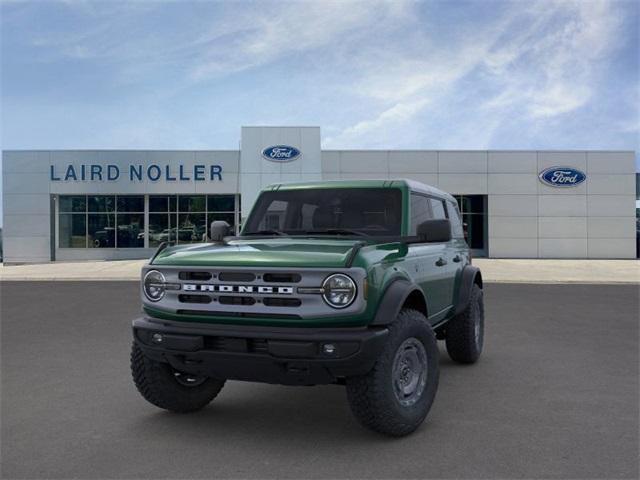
left=130, top=342, right=225, bottom=413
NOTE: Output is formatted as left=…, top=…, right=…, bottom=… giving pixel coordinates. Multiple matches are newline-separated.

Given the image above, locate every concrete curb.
left=1, top=278, right=638, bottom=284
left=1, top=258, right=638, bottom=284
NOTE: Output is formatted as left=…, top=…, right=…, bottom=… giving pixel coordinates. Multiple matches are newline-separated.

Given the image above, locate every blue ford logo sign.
left=261, top=145, right=301, bottom=162
left=538, top=166, right=586, bottom=187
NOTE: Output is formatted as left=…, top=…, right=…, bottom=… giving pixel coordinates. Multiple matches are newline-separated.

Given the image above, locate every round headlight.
left=322, top=273, right=357, bottom=309
left=143, top=270, right=166, bottom=302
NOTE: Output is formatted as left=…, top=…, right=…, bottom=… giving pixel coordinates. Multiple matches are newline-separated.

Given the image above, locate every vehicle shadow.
left=127, top=350, right=459, bottom=445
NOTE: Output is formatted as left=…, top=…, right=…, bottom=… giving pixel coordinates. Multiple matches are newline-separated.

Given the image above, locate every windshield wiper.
left=304, top=228, right=368, bottom=237
left=243, top=229, right=288, bottom=236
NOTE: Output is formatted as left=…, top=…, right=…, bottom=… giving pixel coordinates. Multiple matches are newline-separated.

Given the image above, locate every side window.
left=447, top=201, right=464, bottom=238
left=429, top=198, right=447, bottom=220
left=410, top=194, right=432, bottom=234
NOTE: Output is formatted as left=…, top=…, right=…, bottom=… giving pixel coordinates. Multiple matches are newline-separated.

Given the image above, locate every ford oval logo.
left=538, top=166, right=586, bottom=187
left=261, top=145, right=301, bottom=162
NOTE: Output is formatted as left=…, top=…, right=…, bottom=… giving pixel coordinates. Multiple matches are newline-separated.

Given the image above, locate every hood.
left=151, top=238, right=365, bottom=268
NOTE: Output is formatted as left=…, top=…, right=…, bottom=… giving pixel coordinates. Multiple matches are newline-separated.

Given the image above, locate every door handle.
left=453, top=255, right=462, bottom=263
left=435, top=257, right=447, bottom=267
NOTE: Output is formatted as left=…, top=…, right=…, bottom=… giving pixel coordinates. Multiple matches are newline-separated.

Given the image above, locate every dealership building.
left=1, top=126, right=637, bottom=263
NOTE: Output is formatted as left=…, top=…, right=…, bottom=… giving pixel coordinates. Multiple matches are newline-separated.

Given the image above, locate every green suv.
left=131, top=180, right=484, bottom=436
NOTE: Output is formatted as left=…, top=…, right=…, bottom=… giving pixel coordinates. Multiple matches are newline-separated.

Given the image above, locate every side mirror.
left=209, top=220, right=230, bottom=242
left=417, top=219, right=451, bottom=243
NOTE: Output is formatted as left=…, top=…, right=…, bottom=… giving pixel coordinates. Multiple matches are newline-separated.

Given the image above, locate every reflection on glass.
left=149, top=213, right=176, bottom=247
left=207, top=195, right=235, bottom=212
left=463, top=213, right=485, bottom=250
left=117, top=213, right=144, bottom=247
left=88, top=214, right=115, bottom=248
left=59, top=194, right=238, bottom=248
left=88, top=196, right=115, bottom=212
left=178, top=195, right=206, bottom=213
left=178, top=213, right=205, bottom=243
left=456, top=195, right=485, bottom=214
left=59, top=196, right=86, bottom=213
left=59, top=214, right=86, bottom=247
left=149, top=196, right=168, bottom=212
left=117, top=196, right=144, bottom=212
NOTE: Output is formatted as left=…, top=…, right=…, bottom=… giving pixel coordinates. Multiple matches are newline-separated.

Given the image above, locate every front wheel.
left=131, top=342, right=225, bottom=413
left=346, top=309, right=439, bottom=436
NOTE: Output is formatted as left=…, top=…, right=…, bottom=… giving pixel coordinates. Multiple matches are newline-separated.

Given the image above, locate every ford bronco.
left=131, top=180, right=484, bottom=436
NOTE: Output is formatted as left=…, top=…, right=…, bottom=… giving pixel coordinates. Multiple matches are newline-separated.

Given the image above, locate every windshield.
left=242, top=188, right=402, bottom=237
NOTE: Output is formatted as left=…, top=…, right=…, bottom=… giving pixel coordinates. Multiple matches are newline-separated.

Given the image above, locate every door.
left=408, top=193, right=454, bottom=322
left=445, top=199, right=469, bottom=305
left=427, top=197, right=457, bottom=312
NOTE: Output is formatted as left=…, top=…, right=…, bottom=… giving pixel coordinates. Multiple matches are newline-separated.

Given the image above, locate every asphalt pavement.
left=1, top=282, right=638, bottom=479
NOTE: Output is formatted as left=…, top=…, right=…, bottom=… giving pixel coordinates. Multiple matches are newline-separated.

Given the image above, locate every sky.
left=1, top=0, right=639, bottom=223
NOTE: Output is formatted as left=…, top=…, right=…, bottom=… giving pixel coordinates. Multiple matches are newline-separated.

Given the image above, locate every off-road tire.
left=445, top=283, right=484, bottom=364
left=345, top=309, right=439, bottom=436
left=131, top=342, right=225, bottom=413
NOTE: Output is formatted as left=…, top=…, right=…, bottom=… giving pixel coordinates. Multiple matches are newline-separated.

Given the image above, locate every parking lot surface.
left=1, top=282, right=638, bottom=479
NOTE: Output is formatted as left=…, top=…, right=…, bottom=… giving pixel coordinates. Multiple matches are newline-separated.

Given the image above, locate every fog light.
left=152, top=333, right=163, bottom=344
left=323, top=343, right=336, bottom=355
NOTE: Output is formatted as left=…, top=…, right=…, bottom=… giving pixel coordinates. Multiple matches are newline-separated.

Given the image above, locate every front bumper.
left=132, top=316, right=388, bottom=385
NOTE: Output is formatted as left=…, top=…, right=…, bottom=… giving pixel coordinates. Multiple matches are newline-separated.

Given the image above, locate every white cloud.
left=189, top=1, right=410, bottom=79
left=325, top=0, right=628, bottom=147
left=22, top=0, right=412, bottom=81
left=3, top=0, right=636, bottom=153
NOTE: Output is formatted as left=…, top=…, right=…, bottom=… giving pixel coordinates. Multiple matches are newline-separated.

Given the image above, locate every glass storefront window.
left=454, top=195, right=487, bottom=254
left=117, top=196, right=144, bottom=212
left=88, top=196, right=115, bottom=212
left=207, top=195, right=235, bottom=212
left=149, top=213, right=175, bottom=247
left=58, top=194, right=238, bottom=249
left=149, top=196, right=168, bottom=212
left=207, top=195, right=236, bottom=238
left=59, top=196, right=86, bottom=213
left=59, top=214, right=86, bottom=247
left=462, top=213, right=485, bottom=250
left=178, top=213, right=206, bottom=243
left=179, top=195, right=206, bottom=212
left=88, top=213, right=115, bottom=248
left=117, top=213, right=145, bottom=247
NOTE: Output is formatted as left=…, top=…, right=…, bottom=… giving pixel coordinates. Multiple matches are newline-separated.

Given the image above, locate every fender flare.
left=370, top=279, right=427, bottom=326
left=454, top=265, right=483, bottom=315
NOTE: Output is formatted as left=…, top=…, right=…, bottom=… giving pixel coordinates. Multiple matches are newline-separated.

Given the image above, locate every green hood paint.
left=152, top=238, right=366, bottom=268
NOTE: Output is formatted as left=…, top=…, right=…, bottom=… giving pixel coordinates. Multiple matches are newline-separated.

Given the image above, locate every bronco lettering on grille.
left=182, top=284, right=294, bottom=294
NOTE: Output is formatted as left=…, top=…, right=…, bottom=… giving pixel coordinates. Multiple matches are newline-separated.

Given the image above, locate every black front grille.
left=263, top=297, right=302, bottom=307
left=219, top=296, right=256, bottom=306
left=263, top=273, right=301, bottom=283
left=178, top=294, right=212, bottom=304
left=219, top=272, right=256, bottom=282
left=179, top=271, right=212, bottom=281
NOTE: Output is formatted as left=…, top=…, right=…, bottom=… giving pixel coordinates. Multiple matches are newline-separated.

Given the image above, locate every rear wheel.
left=346, top=309, right=439, bottom=436
left=131, top=342, right=225, bottom=413
left=445, top=283, right=484, bottom=364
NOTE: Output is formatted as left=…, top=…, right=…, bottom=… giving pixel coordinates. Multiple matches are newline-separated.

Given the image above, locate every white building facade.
left=2, top=126, right=637, bottom=263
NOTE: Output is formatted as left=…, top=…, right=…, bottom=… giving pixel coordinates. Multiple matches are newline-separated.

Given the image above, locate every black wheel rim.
left=173, top=370, right=206, bottom=387
left=392, top=337, right=428, bottom=407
